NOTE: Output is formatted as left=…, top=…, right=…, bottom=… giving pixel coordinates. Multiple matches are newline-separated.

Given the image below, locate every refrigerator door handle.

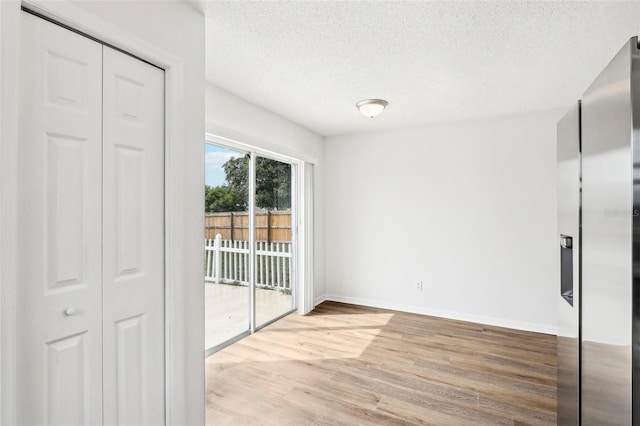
left=560, top=234, right=574, bottom=306
left=561, top=235, right=573, bottom=249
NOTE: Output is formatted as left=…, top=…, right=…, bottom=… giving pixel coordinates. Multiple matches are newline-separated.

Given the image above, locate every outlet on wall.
left=416, top=281, right=423, bottom=291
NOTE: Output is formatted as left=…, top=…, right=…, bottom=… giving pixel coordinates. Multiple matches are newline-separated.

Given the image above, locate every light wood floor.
left=205, top=301, right=557, bottom=425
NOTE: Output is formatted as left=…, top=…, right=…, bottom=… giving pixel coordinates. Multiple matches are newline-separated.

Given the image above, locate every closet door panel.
left=102, top=46, right=165, bottom=425
left=17, top=12, right=103, bottom=426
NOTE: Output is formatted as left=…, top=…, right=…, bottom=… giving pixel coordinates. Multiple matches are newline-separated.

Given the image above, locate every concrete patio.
left=205, top=282, right=293, bottom=351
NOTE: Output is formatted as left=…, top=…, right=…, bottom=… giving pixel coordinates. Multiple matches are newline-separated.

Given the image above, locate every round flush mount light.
left=356, top=99, right=388, bottom=118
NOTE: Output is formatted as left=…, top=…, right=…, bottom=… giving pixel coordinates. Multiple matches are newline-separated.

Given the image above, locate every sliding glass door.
left=205, top=143, right=297, bottom=354
left=254, top=156, right=295, bottom=328
left=204, top=144, right=250, bottom=352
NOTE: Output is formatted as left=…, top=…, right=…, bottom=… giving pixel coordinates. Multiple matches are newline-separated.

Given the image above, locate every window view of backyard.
left=205, top=143, right=294, bottom=351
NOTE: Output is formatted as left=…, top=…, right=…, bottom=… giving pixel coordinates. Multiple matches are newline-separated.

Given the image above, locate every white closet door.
left=101, top=46, right=165, bottom=425
left=17, top=12, right=103, bottom=426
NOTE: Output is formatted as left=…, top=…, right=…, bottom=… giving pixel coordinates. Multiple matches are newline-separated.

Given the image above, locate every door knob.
left=64, top=307, right=77, bottom=316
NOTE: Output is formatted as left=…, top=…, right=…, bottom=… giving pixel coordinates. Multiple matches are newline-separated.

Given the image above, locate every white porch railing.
left=205, top=234, right=292, bottom=291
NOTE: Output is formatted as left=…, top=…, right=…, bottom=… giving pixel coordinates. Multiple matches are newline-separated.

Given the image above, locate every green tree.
left=223, top=155, right=291, bottom=210
left=205, top=185, right=243, bottom=212
left=221, top=155, right=249, bottom=210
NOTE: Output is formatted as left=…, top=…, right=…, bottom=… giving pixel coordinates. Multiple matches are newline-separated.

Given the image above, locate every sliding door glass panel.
left=204, top=143, right=250, bottom=351
left=254, top=156, right=295, bottom=328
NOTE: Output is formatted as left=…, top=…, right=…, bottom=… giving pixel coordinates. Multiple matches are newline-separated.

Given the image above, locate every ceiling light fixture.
left=356, top=99, right=388, bottom=118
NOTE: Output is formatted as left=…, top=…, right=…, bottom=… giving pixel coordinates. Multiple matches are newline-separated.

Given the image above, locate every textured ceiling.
left=198, top=1, right=640, bottom=136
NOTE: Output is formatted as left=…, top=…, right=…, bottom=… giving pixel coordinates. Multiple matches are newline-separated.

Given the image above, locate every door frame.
left=0, top=1, right=197, bottom=424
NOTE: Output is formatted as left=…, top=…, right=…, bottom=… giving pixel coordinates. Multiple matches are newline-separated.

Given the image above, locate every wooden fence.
left=204, top=235, right=292, bottom=291
left=204, top=211, right=291, bottom=242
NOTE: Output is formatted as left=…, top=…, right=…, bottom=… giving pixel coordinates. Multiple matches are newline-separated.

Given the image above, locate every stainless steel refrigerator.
left=557, top=37, right=640, bottom=425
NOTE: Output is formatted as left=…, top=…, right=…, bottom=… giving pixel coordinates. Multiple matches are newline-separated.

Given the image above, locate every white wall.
left=1, top=1, right=205, bottom=424
left=206, top=84, right=326, bottom=301
left=324, top=108, right=565, bottom=334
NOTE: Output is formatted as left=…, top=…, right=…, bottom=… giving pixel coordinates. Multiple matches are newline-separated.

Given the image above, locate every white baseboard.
left=322, top=294, right=557, bottom=335
left=314, top=294, right=327, bottom=307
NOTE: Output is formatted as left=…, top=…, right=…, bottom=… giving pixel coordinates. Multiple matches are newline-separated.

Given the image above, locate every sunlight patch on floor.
left=209, top=311, right=395, bottom=363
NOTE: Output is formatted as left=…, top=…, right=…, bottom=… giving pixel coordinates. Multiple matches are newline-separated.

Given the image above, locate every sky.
left=205, top=143, right=241, bottom=187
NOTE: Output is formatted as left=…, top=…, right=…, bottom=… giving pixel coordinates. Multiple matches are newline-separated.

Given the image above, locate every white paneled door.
left=102, top=46, right=165, bottom=426
left=18, top=12, right=103, bottom=426
left=17, top=12, right=165, bottom=426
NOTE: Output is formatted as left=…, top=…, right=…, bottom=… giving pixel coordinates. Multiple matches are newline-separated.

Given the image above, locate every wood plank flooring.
left=205, top=301, right=557, bottom=425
